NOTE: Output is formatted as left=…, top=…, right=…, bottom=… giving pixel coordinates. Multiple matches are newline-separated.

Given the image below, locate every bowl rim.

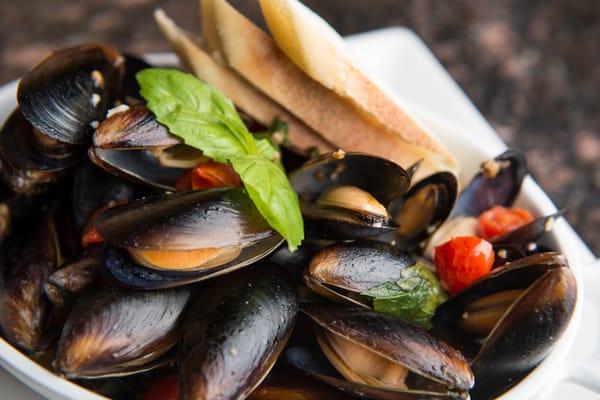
left=0, top=57, right=583, bottom=400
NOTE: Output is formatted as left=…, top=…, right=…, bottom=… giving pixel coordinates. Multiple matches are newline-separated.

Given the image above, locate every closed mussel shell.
left=305, top=241, right=415, bottom=306
left=54, top=285, right=190, bottom=379
left=17, top=43, right=125, bottom=145
left=179, top=267, right=298, bottom=400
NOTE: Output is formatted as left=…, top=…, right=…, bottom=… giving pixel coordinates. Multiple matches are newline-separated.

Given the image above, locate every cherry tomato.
left=478, top=205, right=534, bottom=240
left=175, top=161, right=242, bottom=191
left=143, top=373, right=179, bottom=400
left=434, top=236, right=495, bottom=294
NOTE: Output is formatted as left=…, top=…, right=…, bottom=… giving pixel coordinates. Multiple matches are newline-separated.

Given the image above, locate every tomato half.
left=434, top=236, right=495, bottom=294
left=478, top=205, right=534, bottom=240
left=175, top=160, right=242, bottom=191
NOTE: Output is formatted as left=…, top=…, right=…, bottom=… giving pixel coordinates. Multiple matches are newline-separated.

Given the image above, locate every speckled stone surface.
left=0, top=0, right=598, bottom=253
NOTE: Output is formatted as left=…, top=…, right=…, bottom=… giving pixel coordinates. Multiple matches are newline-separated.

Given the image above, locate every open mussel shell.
left=54, top=285, right=190, bottom=379
left=72, top=162, right=144, bottom=228
left=89, top=147, right=183, bottom=191
left=0, top=215, right=60, bottom=352
left=17, top=43, right=125, bottom=145
left=98, top=188, right=282, bottom=289
left=434, top=253, right=576, bottom=398
left=492, top=211, right=563, bottom=267
left=289, top=303, right=473, bottom=399
left=305, top=241, right=415, bottom=307
left=179, top=267, right=298, bottom=400
left=452, top=149, right=527, bottom=217
left=290, top=152, right=410, bottom=240
left=387, top=172, right=457, bottom=250
left=93, top=105, right=180, bottom=149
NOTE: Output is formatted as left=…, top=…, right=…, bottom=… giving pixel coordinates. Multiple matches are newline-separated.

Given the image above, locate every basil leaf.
left=138, top=68, right=304, bottom=250
left=159, top=108, right=250, bottom=163
left=362, top=263, right=447, bottom=329
left=231, top=156, right=304, bottom=251
left=137, top=68, right=257, bottom=154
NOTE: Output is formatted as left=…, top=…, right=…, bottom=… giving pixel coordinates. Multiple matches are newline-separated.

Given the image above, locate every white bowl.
left=0, top=56, right=582, bottom=399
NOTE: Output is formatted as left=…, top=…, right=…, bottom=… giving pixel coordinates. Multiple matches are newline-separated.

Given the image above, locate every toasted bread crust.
left=258, top=0, right=456, bottom=163
left=155, top=9, right=334, bottom=153
left=206, top=0, right=457, bottom=178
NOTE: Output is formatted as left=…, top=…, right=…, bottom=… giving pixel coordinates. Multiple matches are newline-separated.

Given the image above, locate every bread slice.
left=203, top=0, right=458, bottom=179
left=258, top=0, right=456, bottom=165
left=154, top=9, right=334, bottom=153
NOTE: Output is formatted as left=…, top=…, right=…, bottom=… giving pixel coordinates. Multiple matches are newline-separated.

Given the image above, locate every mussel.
left=304, top=240, right=415, bottom=307
left=90, top=105, right=201, bottom=190
left=0, top=215, right=60, bottom=352
left=98, top=188, right=283, bottom=289
left=54, top=285, right=190, bottom=378
left=179, top=266, right=298, bottom=399
left=451, top=149, right=527, bottom=217
left=287, top=303, right=474, bottom=399
left=17, top=43, right=125, bottom=145
left=290, top=152, right=410, bottom=240
left=44, top=256, right=101, bottom=309
left=387, top=171, right=457, bottom=250
left=434, top=252, right=576, bottom=398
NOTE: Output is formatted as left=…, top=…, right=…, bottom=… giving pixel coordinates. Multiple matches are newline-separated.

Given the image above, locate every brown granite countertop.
left=0, top=0, right=598, bottom=254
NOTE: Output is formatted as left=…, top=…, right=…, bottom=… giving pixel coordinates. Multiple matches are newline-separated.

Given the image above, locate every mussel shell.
left=44, top=256, right=100, bottom=308
left=470, top=266, right=576, bottom=398
left=54, top=285, right=189, bottom=378
left=0, top=108, right=80, bottom=172
left=387, top=172, right=457, bottom=250
left=0, top=191, right=36, bottom=243
left=72, top=162, right=143, bottom=228
left=0, top=215, right=59, bottom=352
left=305, top=241, right=415, bottom=307
left=290, top=152, right=411, bottom=207
left=452, top=149, right=527, bottom=217
left=179, top=267, right=298, bottom=400
left=97, top=188, right=275, bottom=251
left=92, top=105, right=180, bottom=149
left=89, top=147, right=183, bottom=191
left=302, top=303, right=474, bottom=393
left=0, top=159, right=60, bottom=194
left=492, top=211, right=563, bottom=267
left=17, top=43, right=125, bottom=144
left=269, top=239, right=332, bottom=279
left=285, top=346, right=466, bottom=400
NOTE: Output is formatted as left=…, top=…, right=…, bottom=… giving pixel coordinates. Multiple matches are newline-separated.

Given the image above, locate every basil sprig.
left=137, top=68, right=303, bottom=251
left=362, top=262, right=448, bottom=329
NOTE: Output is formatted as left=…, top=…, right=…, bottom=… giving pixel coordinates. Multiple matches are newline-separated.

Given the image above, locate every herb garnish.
left=137, top=68, right=303, bottom=251
left=362, top=262, right=447, bottom=329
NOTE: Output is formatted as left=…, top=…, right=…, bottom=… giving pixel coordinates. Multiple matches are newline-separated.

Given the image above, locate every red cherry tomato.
left=143, top=373, right=179, bottom=400
left=434, top=236, right=495, bottom=294
left=175, top=161, right=242, bottom=191
left=478, top=206, right=534, bottom=240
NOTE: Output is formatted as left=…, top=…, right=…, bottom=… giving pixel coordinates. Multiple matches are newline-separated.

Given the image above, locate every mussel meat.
left=290, top=152, right=410, bottom=240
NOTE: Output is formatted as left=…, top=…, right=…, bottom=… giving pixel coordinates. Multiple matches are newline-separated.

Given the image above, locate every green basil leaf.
left=137, top=68, right=304, bottom=250
left=159, top=108, right=249, bottom=163
left=362, top=263, right=447, bottom=329
left=231, top=156, right=304, bottom=251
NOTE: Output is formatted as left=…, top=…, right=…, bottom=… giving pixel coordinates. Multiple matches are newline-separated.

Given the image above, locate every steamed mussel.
left=0, top=32, right=579, bottom=400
